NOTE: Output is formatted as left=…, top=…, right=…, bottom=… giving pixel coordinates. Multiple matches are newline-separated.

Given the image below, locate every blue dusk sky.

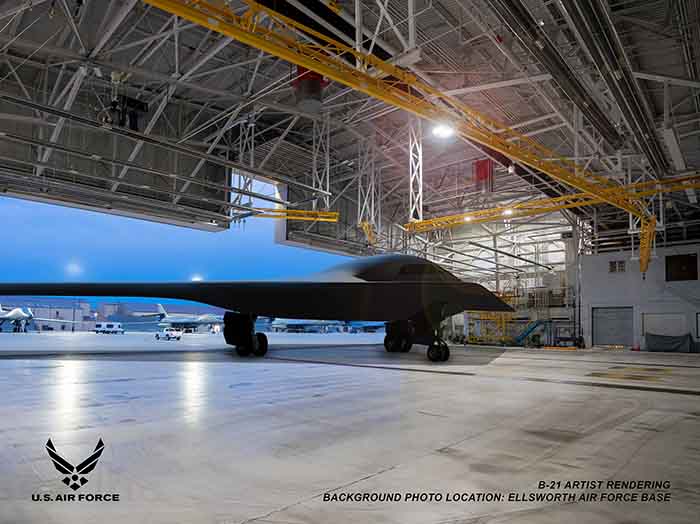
left=1, top=196, right=349, bottom=282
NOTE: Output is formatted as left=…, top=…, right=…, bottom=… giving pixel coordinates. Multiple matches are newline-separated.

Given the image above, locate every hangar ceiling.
left=0, top=0, right=698, bottom=286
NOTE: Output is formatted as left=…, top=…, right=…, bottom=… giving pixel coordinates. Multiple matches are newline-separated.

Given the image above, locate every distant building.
left=0, top=297, right=93, bottom=332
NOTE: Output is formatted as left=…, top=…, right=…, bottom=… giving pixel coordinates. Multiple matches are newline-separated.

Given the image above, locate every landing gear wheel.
left=427, top=343, right=442, bottom=362
left=253, top=332, right=268, bottom=357
left=384, top=335, right=403, bottom=353
left=439, top=342, right=450, bottom=362
left=427, top=341, right=450, bottom=362
left=400, top=338, right=413, bottom=353
left=235, top=345, right=251, bottom=357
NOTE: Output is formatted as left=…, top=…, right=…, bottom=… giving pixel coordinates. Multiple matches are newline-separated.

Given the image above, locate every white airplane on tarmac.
left=0, top=304, right=78, bottom=332
left=133, top=304, right=223, bottom=330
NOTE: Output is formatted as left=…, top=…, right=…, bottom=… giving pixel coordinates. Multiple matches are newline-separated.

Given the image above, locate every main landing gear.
left=384, top=320, right=413, bottom=353
left=384, top=320, right=450, bottom=362
left=223, top=312, right=268, bottom=357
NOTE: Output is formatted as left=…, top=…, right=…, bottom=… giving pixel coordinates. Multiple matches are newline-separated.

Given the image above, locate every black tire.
left=440, top=343, right=450, bottom=362
left=176, top=337, right=181, bottom=341
left=400, top=337, right=412, bottom=353
left=427, top=343, right=442, bottom=362
left=235, top=345, right=251, bottom=357
left=155, top=334, right=159, bottom=340
left=253, top=332, right=268, bottom=357
left=384, top=336, right=402, bottom=353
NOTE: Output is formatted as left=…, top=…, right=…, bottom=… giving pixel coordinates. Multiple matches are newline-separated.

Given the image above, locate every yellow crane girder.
left=142, top=0, right=655, bottom=270
left=253, top=208, right=339, bottom=222
left=405, top=172, right=700, bottom=234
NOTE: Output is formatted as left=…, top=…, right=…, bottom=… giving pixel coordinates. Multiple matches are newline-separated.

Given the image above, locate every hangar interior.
left=4, top=2, right=700, bottom=523
left=0, top=0, right=699, bottom=348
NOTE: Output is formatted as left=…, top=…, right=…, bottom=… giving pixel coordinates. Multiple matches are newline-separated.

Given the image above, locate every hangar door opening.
left=592, top=307, right=633, bottom=346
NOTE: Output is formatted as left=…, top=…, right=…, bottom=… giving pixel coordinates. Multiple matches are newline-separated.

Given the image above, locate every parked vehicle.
left=155, top=327, right=182, bottom=341
left=95, top=322, right=124, bottom=334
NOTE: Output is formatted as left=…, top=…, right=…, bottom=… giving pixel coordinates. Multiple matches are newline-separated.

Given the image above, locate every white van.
left=95, top=322, right=124, bottom=334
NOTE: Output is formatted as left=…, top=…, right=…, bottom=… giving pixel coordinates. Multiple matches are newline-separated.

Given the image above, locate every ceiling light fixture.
left=432, top=124, right=454, bottom=139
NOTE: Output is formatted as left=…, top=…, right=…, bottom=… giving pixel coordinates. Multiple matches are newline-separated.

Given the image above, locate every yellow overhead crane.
left=405, top=172, right=700, bottom=232
left=142, top=0, right=656, bottom=272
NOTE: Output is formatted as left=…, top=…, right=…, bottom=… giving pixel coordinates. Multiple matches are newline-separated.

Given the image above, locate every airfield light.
left=503, top=208, right=514, bottom=216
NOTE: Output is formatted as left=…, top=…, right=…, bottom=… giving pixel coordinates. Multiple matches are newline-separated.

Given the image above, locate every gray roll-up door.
left=592, top=307, right=633, bottom=346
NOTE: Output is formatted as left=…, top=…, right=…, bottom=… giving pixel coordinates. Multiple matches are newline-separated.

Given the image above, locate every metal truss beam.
left=0, top=91, right=328, bottom=195
left=408, top=117, right=422, bottom=222
left=140, top=0, right=649, bottom=220
left=444, top=74, right=553, bottom=96
left=232, top=114, right=256, bottom=210
left=311, top=113, right=331, bottom=210
left=357, top=135, right=380, bottom=244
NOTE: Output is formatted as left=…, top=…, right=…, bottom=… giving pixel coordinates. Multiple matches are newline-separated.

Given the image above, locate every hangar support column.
left=312, top=113, right=331, bottom=210
left=232, top=114, right=256, bottom=210
left=357, top=135, right=380, bottom=244
left=408, top=117, right=423, bottom=222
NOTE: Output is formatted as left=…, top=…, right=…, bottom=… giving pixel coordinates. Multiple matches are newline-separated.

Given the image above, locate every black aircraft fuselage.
left=0, top=254, right=511, bottom=361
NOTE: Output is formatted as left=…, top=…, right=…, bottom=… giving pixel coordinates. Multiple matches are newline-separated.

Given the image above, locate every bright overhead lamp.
left=503, top=208, right=514, bottom=216
left=432, top=124, right=454, bottom=139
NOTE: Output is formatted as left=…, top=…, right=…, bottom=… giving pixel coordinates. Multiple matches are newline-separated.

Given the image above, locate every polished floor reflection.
left=1, top=342, right=700, bottom=523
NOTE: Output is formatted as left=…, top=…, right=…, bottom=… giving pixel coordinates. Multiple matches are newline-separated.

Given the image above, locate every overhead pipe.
left=481, top=0, right=623, bottom=149
left=556, top=0, right=670, bottom=176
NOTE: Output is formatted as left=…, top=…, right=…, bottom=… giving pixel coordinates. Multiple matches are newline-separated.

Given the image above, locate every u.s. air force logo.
left=46, top=438, right=105, bottom=491
left=32, top=438, right=120, bottom=502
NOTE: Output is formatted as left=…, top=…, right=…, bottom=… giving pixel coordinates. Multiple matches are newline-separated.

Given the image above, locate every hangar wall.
left=581, top=245, right=700, bottom=349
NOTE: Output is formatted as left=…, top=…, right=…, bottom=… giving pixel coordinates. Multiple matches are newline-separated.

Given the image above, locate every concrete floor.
left=1, top=336, right=699, bottom=523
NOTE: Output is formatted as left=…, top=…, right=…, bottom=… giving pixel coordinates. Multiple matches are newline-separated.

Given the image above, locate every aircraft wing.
left=0, top=281, right=512, bottom=321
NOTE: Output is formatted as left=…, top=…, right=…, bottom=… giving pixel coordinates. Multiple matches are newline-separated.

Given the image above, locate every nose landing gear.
left=426, top=340, right=450, bottom=362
